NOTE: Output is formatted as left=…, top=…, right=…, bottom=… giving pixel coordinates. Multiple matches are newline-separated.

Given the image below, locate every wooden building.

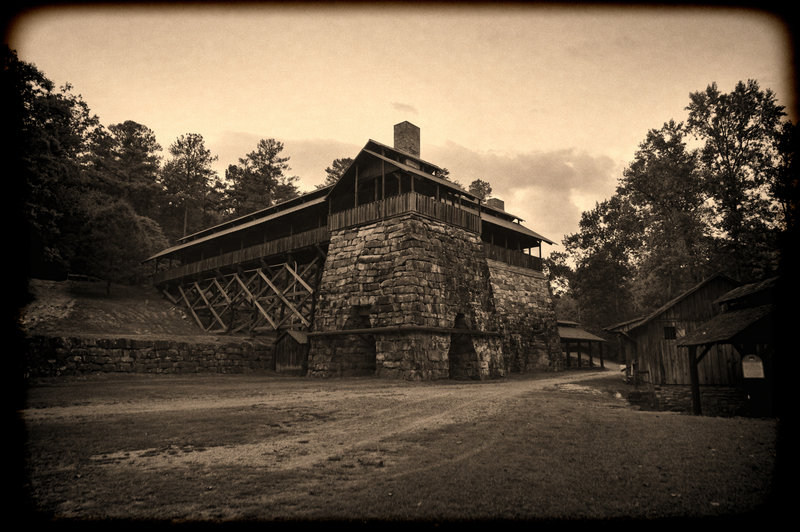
left=677, top=277, right=776, bottom=415
left=557, top=320, right=607, bottom=369
left=604, top=273, right=741, bottom=386
left=144, top=122, right=560, bottom=380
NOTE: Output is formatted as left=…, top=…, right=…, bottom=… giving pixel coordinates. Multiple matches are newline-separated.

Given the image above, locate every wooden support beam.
left=193, top=281, right=227, bottom=332
left=178, top=285, right=206, bottom=330
left=257, top=269, right=310, bottom=327
left=284, top=263, right=314, bottom=293
left=162, top=288, right=179, bottom=305
left=233, top=273, right=277, bottom=329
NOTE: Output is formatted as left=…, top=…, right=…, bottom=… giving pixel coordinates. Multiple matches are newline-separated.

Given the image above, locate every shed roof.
left=359, top=147, right=472, bottom=198
left=676, top=304, right=774, bottom=347
left=604, top=316, right=645, bottom=333
left=557, top=322, right=607, bottom=342
left=480, top=212, right=555, bottom=245
left=713, top=276, right=778, bottom=305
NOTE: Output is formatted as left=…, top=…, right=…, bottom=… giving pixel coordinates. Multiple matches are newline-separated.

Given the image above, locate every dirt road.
left=23, top=369, right=618, bottom=472
left=21, top=369, right=779, bottom=521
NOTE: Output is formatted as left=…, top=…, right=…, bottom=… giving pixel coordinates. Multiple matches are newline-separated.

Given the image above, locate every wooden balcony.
left=153, top=226, right=330, bottom=285
left=483, top=242, right=543, bottom=271
left=328, top=191, right=482, bottom=233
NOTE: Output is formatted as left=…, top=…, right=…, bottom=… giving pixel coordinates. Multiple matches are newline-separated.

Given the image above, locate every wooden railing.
left=483, top=243, right=543, bottom=271
left=153, top=226, right=330, bottom=285
left=328, top=192, right=482, bottom=233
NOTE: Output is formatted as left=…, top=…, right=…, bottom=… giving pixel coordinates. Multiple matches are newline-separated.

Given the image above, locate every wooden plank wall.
left=328, top=192, right=482, bottom=233
left=483, top=243, right=543, bottom=271
left=634, top=276, right=741, bottom=386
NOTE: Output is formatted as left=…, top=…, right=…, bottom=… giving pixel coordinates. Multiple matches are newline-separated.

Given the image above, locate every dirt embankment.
left=18, top=279, right=213, bottom=340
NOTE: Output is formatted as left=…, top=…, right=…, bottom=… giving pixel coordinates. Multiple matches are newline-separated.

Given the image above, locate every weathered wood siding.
left=632, top=276, right=741, bottom=386
left=154, top=226, right=330, bottom=285
left=274, top=334, right=309, bottom=375
left=328, top=191, right=482, bottom=233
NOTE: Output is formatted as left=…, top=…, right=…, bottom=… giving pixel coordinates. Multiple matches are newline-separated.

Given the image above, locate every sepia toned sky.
left=6, top=3, right=796, bottom=254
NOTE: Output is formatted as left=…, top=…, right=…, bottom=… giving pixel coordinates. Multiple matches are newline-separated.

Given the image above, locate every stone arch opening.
left=339, top=305, right=376, bottom=375
left=448, top=312, right=480, bottom=380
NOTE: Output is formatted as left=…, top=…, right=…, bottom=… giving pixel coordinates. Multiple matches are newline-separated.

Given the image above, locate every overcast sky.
left=6, top=3, right=796, bottom=255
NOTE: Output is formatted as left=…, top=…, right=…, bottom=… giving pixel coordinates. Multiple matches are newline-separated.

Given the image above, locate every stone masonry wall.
left=627, top=384, right=752, bottom=417
left=486, top=259, right=561, bottom=373
left=308, top=213, right=504, bottom=380
left=24, top=335, right=275, bottom=377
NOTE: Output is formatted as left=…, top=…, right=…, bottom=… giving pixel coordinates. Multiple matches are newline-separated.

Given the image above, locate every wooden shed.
left=677, top=277, right=776, bottom=415
left=558, top=320, right=607, bottom=369
left=605, top=273, right=741, bottom=386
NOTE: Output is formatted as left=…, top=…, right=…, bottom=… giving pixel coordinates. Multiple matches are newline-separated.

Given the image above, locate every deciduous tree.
left=618, top=120, right=713, bottom=302
left=686, top=79, right=787, bottom=281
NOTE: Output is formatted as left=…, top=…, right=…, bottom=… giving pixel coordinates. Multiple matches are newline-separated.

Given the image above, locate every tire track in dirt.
left=42, top=370, right=615, bottom=473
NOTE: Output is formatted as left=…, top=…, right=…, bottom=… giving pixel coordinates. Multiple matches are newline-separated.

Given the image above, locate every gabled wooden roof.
left=605, top=272, right=740, bottom=334
left=325, top=139, right=475, bottom=200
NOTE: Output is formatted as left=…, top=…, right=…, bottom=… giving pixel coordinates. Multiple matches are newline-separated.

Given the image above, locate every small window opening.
left=664, top=326, right=677, bottom=340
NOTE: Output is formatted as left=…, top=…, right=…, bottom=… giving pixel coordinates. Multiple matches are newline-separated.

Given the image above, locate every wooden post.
left=688, top=345, right=702, bottom=415
left=600, top=342, right=605, bottom=369
left=354, top=165, right=359, bottom=208
left=577, top=341, right=582, bottom=367
left=381, top=160, right=386, bottom=218
left=565, top=340, right=571, bottom=367
left=589, top=341, right=594, bottom=368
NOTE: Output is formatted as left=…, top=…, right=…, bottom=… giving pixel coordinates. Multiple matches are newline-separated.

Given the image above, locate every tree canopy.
left=317, top=157, right=353, bottom=189
left=560, top=79, right=794, bottom=330
left=6, top=46, right=306, bottom=286
left=222, top=138, right=299, bottom=217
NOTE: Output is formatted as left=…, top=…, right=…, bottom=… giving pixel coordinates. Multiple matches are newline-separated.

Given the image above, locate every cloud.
left=391, top=102, right=418, bottom=114
left=426, top=141, right=620, bottom=252
left=210, top=132, right=620, bottom=255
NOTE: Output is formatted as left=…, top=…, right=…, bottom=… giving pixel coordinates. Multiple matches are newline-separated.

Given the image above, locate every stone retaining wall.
left=24, top=335, right=275, bottom=377
left=627, top=384, right=751, bottom=417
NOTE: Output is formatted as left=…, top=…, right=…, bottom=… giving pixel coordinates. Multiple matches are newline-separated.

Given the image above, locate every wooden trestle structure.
left=164, top=251, right=326, bottom=336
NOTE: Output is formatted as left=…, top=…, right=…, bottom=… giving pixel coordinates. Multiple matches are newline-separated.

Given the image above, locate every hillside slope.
left=18, top=279, right=224, bottom=341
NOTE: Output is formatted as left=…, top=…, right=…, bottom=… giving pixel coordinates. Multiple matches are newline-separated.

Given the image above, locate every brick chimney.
left=486, top=197, right=505, bottom=211
left=394, top=121, right=420, bottom=157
